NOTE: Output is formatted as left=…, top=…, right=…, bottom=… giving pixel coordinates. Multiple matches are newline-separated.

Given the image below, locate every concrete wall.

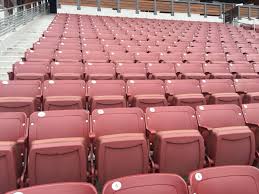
left=58, top=5, right=224, bottom=23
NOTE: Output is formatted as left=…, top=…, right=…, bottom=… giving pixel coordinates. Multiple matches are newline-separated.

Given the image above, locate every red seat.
left=27, top=110, right=89, bottom=186
left=200, top=79, right=241, bottom=105
left=83, top=51, right=109, bottom=63
left=85, top=63, right=115, bottom=80
left=160, top=53, right=183, bottom=63
left=147, top=63, right=177, bottom=80
left=165, top=79, right=205, bottom=109
left=205, top=53, right=227, bottom=63
left=0, top=80, right=41, bottom=116
left=203, top=63, right=233, bottom=79
left=91, top=108, right=149, bottom=185
left=196, top=104, right=255, bottom=166
left=176, top=63, right=206, bottom=79
left=234, top=79, right=259, bottom=103
left=43, top=80, right=86, bottom=111
left=116, top=63, right=147, bottom=80
left=103, top=174, right=188, bottom=194
left=55, top=50, right=83, bottom=62
left=0, top=112, right=27, bottom=193
left=86, top=80, right=126, bottom=111
left=134, top=52, right=161, bottom=63
left=6, top=183, right=98, bottom=194
left=229, top=63, right=259, bottom=79
left=189, top=166, right=259, bottom=194
left=183, top=53, right=205, bottom=63
left=25, top=49, right=54, bottom=63
left=127, top=80, right=167, bottom=111
left=146, top=106, right=205, bottom=176
left=109, top=51, right=135, bottom=63
left=51, top=63, right=84, bottom=80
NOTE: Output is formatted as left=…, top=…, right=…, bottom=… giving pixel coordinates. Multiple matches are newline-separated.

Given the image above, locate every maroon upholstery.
left=43, top=80, right=86, bottom=111
left=200, top=79, right=241, bottom=105
left=86, top=80, right=126, bottom=111
left=145, top=106, right=204, bottom=176
left=91, top=108, right=149, bottom=185
left=165, top=79, right=205, bottom=109
left=0, top=80, right=41, bottom=116
left=103, top=174, right=188, bottom=194
left=6, top=182, right=98, bottom=194
left=127, top=80, right=167, bottom=111
left=196, top=104, right=255, bottom=166
left=189, top=166, right=259, bottom=194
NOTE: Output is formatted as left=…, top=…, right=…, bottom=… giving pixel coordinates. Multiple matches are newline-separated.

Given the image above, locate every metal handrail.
left=0, top=0, right=49, bottom=37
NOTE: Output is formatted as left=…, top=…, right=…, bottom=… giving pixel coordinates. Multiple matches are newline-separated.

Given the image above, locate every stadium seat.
left=116, top=63, right=147, bottom=80
left=196, top=104, right=255, bottom=166
left=0, top=112, right=27, bottom=193
left=25, top=49, right=54, bottom=63
left=205, top=53, right=227, bottom=63
left=109, top=51, right=135, bottom=63
left=145, top=106, right=205, bottom=176
left=51, top=63, right=84, bottom=80
left=83, top=51, right=109, bottom=63
left=85, top=63, right=116, bottom=80
left=200, top=79, right=241, bottom=105
left=134, top=52, right=161, bottom=63
left=175, top=63, right=206, bottom=79
left=0, top=80, right=41, bottom=116
left=102, top=174, right=188, bottom=194
left=6, top=182, right=98, bottom=194
left=234, top=79, right=259, bottom=103
left=43, top=80, right=86, bottom=111
left=203, top=63, right=233, bottom=79
left=165, top=80, right=206, bottom=108
left=91, top=108, right=149, bottom=185
left=229, top=63, right=259, bottom=79
left=146, top=63, right=177, bottom=80
left=27, top=110, right=89, bottom=185
left=160, top=53, right=183, bottom=63
left=183, top=53, right=205, bottom=63
left=55, top=50, right=83, bottom=62
left=189, top=166, right=259, bottom=194
left=127, top=80, right=167, bottom=111
left=86, top=80, right=126, bottom=111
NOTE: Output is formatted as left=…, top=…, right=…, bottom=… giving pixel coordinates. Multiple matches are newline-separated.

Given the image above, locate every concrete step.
left=0, top=73, right=9, bottom=80
left=0, top=56, right=21, bottom=61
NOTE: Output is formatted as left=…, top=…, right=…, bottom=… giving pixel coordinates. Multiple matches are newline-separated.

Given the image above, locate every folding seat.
left=240, top=47, right=258, bottom=54
left=91, top=108, right=149, bottom=185
left=109, top=51, right=135, bottom=63
left=83, top=51, right=109, bottom=63
left=160, top=53, right=183, bottom=63
left=0, top=80, right=41, bottom=116
left=145, top=106, right=205, bottom=176
left=131, top=34, right=147, bottom=41
left=33, top=41, right=58, bottom=50
left=165, top=79, right=205, bottom=108
left=101, top=39, right=120, bottom=46
left=80, top=33, right=98, bottom=39
left=134, top=52, right=161, bottom=63
left=55, top=50, right=83, bottom=62
left=186, top=46, right=206, bottom=53
left=81, top=43, right=104, bottom=52
left=58, top=42, right=81, bottom=51
left=98, top=33, right=114, bottom=40
left=138, top=40, right=157, bottom=46
left=203, top=63, right=233, bottom=79
left=86, top=80, right=126, bottom=111
left=125, top=45, right=147, bottom=53
left=126, top=80, right=167, bottom=111
left=147, top=46, right=167, bottom=53
left=104, top=45, right=126, bottom=52
left=63, top=31, right=80, bottom=38
left=43, top=80, right=86, bottom=111
left=6, top=183, right=98, bottom=194
left=43, top=30, right=62, bottom=38
left=242, top=103, right=259, bottom=150
left=183, top=53, right=205, bottom=63
left=247, top=54, right=259, bottom=63
left=27, top=110, right=89, bottom=185
left=226, top=53, right=247, bottom=63
left=114, top=33, right=131, bottom=40
left=200, top=79, right=241, bottom=105
left=81, top=38, right=100, bottom=45
left=51, top=64, right=84, bottom=80
left=189, top=166, right=259, bottom=194
left=119, top=40, right=138, bottom=46
left=234, top=79, right=259, bottom=103
left=229, top=63, right=259, bottom=79
left=25, top=49, right=54, bottom=63
left=196, top=104, right=255, bottom=166
left=224, top=47, right=241, bottom=54
left=205, top=53, right=227, bottom=63
left=147, top=63, right=176, bottom=80
left=13, top=63, right=50, bottom=81
left=176, top=63, right=206, bottom=79
left=116, top=63, right=147, bottom=80
left=0, top=112, right=27, bottom=193
left=85, top=63, right=115, bottom=80
left=103, top=174, right=188, bottom=194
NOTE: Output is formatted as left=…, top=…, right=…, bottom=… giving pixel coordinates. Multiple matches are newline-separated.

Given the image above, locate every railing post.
left=187, top=1, right=191, bottom=17
left=116, top=0, right=120, bottom=13
left=96, top=0, right=101, bottom=11
left=135, top=0, right=139, bottom=14
left=171, top=0, right=174, bottom=16
left=204, top=3, right=207, bottom=18
left=240, top=6, right=241, bottom=20
left=248, top=6, right=251, bottom=20
left=219, top=4, right=223, bottom=19
left=77, top=0, right=81, bottom=10
left=153, top=0, right=157, bottom=15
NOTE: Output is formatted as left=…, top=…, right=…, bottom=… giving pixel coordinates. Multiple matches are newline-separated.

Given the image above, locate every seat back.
left=127, top=80, right=165, bottom=96
left=200, top=79, right=236, bottom=94
left=175, top=63, right=204, bottom=73
left=165, top=79, right=201, bottom=95
left=234, top=79, right=259, bottom=93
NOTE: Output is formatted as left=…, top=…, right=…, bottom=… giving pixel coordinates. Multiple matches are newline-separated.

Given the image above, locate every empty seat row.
left=7, top=166, right=259, bottom=194
left=2, top=79, right=259, bottom=116
left=1, top=104, right=259, bottom=193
